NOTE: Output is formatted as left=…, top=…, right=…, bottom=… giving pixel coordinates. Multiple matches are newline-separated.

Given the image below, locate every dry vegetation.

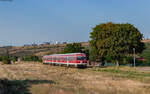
left=0, top=63, right=150, bottom=94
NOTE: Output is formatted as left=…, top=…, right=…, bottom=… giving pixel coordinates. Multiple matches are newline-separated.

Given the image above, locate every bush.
left=62, top=43, right=84, bottom=53
left=0, top=56, right=3, bottom=61
left=11, top=56, right=18, bottom=62
left=120, top=56, right=133, bottom=65
left=38, top=57, right=43, bottom=62
left=22, top=55, right=39, bottom=62
left=104, top=56, right=142, bottom=66
left=2, top=56, right=11, bottom=64
left=104, top=56, right=116, bottom=63
left=139, top=43, right=150, bottom=66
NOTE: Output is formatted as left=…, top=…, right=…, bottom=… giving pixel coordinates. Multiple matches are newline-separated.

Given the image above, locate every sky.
left=0, top=0, right=149, bottom=46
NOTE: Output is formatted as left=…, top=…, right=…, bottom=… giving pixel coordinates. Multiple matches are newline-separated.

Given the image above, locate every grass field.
left=0, top=63, right=150, bottom=94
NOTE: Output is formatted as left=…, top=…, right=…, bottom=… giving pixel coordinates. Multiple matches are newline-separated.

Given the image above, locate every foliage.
left=0, top=56, right=4, bottom=61
left=22, top=55, right=39, bottom=62
left=104, top=55, right=134, bottom=66
left=90, top=22, right=145, bottom=66
left=82, top=47, right=89, bottom=60
left=11, top=56, right=18, bottom=62
left=89, top=46, right=99, bottom=61
left=2, top=56, right=11, bottom=64
left=139, top=43, right=150, bottom=63
left=47, top=52, right=53, bottom=55
left=62, top=43, right=84, bottom=53
left=120, top=56, right=133, bottom=65
left=38, top=57, right=43, bottom=62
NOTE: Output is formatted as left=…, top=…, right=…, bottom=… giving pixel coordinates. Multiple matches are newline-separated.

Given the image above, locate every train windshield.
left=77, top=56, right=86, bottom=60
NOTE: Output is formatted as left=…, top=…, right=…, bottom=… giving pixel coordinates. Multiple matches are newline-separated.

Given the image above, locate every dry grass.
left=0, top=63, right=150, bottom=94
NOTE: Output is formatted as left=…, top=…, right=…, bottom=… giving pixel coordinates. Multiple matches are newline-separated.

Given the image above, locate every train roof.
left=43, top=53, right=85, bottom=57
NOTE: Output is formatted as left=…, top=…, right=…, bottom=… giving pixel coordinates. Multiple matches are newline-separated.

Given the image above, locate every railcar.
left=42, top=53, right=87, bottom=67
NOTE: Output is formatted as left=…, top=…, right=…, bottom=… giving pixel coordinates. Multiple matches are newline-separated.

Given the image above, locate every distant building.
left=43, top=42, right=51, bottom=45
left=56, top=41, right=58, bottom=44
left=62, top=42, right=67, bottom=44
left=32, top=43, right=38, bottom=46
left=24, top=44, right=31, bottom=47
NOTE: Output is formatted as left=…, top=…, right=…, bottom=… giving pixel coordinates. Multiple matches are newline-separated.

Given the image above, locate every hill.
left=0, top=42, right=90, bottom=57
left=0, top=39, right=149, bottom=57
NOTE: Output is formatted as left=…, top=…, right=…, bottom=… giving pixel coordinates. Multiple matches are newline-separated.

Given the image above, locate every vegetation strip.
left=92, top=67, right=150, bottom=81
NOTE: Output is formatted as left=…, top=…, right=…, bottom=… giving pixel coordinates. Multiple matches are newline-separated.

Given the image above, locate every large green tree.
left=90, top=22, right=145, bottom=67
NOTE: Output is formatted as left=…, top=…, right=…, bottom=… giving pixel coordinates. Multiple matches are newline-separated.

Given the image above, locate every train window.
left=48, top=57, right=52, bottom=60
left=56, top=57, right=59, bottom=61
left=77, top=56, right=86, bottom=60
left=67, top=57, right=69, bottom=61
left=68, top=57, right=75, bottom=61
left=62, top=57, right=67, bottom=61
left=59, top=57, right=62, bottom=61
left=57, top=57, right=60, bottom=61
left=71, top=57, right=75, bottom=61
left=53, top=57, right=56, bottom=61
left=45, top=58, right=48, bottom=60
left=56, top=57, right=58, bottom=61
left=72, top=57, right=75, bottom=61
left=61, top=57, right=64, bottom=61
left=77, top=57, right=81, bottom=60
left=64, top=57, right=67, bottom=61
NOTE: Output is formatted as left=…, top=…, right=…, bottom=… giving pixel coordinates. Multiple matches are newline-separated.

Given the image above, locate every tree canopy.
left=90, top=22, right=145, bottom=65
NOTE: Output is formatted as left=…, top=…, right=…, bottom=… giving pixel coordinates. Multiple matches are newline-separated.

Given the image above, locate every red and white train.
left=42, top=53, right=87, bottom=67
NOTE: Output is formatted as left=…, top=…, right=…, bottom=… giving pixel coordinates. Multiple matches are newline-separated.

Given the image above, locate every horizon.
left=0, top=0, right=149, bottom=46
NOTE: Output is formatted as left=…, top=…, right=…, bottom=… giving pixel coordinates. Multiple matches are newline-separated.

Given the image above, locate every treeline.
left=0, top=55, right=42, bottom=64
left=0, top=56, right=18, bottom=64
left=21, top=55, right=42, bottom=62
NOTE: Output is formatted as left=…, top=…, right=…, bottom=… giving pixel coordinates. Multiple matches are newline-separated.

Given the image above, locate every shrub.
left=22, top=55, right=39, bottom=62
left=38, top=57, right=43, bottom=62
left=2, top=56, right=11, bottom=64
left=0, top=56, right=3, bottom=61
left=62, top=43, right=84, bottom=53
left=11, top=56, right=18, bottom=62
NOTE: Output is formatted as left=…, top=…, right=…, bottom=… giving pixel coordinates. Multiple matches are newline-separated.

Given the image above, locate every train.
left=42, top=53, right=87, bottom=67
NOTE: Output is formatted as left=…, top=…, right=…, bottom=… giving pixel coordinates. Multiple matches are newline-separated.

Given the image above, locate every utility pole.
left=133, top=48, right=136, bottom=68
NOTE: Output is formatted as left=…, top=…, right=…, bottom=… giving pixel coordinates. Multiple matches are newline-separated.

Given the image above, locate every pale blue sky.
left=0, top=0, right=149, bottom=46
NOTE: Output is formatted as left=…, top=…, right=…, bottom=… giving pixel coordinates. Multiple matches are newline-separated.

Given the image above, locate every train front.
left=76, top=53, right=87, bottom=66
